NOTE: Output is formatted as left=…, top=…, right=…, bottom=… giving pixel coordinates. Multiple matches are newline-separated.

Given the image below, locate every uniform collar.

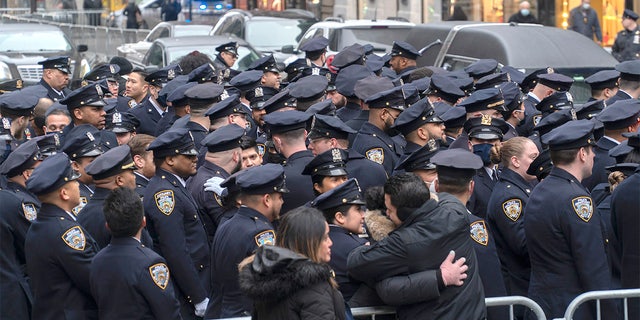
left=237, top=206, right=273, bottom=225
left=499, top=167, right=534, bottom=194
left=202, top=161, right=230, bottom=177
left=38, top=202, right=77, bottom=221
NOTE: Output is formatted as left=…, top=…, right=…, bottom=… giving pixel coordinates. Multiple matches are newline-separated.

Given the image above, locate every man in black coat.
left=507, top=1, right=539, bottom=23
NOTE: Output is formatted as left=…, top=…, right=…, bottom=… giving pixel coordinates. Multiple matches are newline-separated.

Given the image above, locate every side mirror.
left=77, top=44, right=88, bottom=53
left=281, top=45, right=295, bottom=54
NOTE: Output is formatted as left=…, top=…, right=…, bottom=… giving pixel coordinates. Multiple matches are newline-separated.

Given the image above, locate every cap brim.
left=180, top=147, right=199, bottom=156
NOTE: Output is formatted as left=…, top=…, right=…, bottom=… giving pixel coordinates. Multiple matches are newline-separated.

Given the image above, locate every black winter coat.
left=238, top=246, right=346, bottom=320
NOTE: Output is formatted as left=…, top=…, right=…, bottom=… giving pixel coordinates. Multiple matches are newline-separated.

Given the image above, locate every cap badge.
left=109, top=65, right=116, bottom=74
left=86, top=131, right=95, bottom=141
left=54, top=133, right=61, bottom=147
left=331, top=148, right=342, bottom=162
left=427, top=139, right=437, bottom=152
left=113, top=112, right=122, bottom=124
left=16, top=79, right=23, bottom=89
left=95, top=84, right=103, bottom=97
left=255, top=86, right=263, bottom=98
left=481, top=114, right=492, bottom=126
left=312, top=67, right=320, bottom=76
left=168, top=69, right=176, bottom=80
left=570, top=108, right=577, bottom=120
left=2, top=118, right=10, bottom=129
left=221, top=90, right=230, bottom=101
left=547, top=67, right=554, bottom=74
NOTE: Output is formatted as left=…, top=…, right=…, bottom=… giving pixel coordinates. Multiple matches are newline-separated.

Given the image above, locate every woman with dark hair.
left=238, top=207, right=347, bottom=320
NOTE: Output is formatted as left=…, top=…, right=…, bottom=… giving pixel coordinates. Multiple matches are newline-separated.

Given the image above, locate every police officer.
left=29, top=56, right=72, bottom=101
left=286, top=36, right=330, bottom=82
left=389, top=41, right=421, bottom=84
left=307, top=114, right=387, bottom=192
left=207, top=164, right=288, bottom=318
left=528, top=108, right=576, bottom=151
left=584, top=70, right=620, bottom=101
left=129, top=67, right=174, bottom=136
left=77, top=145, right=138, bottom=249
left=263, top=110, right=314, bottom=209
left=424, top=73, right=466, bottom=106
left=440, top=106, right=466, bottom=149
left=61, top=124, right=105, bottom=215
left=144, top=128, right=210, bottom=319
left=0, top=139, right=42, bottom=214
left=248, top=54, right=281, bottom=90
left=335, top=65, right=376, bottom=125
left=90, top=187, right=182, bottom=319
left=392, top=98, right=444, bottom=155
left=181, top=82, right=226, bottom=147
left=59, top=82, right=109, bottom=137
left=499, top=82, right=526, bottom=141
left=24, top=153, right=99, bottom=319
left=394, top=139, right=440, bottom=191
left=0, top=78, right=23, bottom=94
left=289, top=75, right=329, bottom=111
left=449, top=87, right=508, bottom=150
left=186, top=124, right=244, bottom=242
left=302, top=148, right=349, bottom=196
left=606, top=60, right=640, bottom=104
left=0, top=90, right=37, bottom=145
left=535, top=91, right=574, bottom=119
left=127, top=133, right=156, bottom=197
left=524, top=120, right=617, bottom=319
left=83, top=63, right=137, bottom=112
left=156, top=80, right=197, bottom=136
left=106, top=111, right=140, bottom=145
left=464, top=59, right=499, bottom=82
left=612, top=9, right=640, bottom=62
left=204, top=94, right=249, bottom=132
left=212, top=42, right=240, bottom=81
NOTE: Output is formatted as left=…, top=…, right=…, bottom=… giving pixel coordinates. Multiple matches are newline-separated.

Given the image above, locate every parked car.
left=0, top=23, right=90, bottom=88
left=405, top=22, right=619, bottom=102
left=211, top=9, right=317, bottom=63
left=131, top=35, right=261, bottom=70
left=117, top=22, right=213, bottom=60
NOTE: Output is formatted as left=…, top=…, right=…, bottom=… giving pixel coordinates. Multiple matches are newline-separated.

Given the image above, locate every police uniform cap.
left=259, top=90, right=296, bottom=113
left=608, top=132, right=640, bottom=161
left=185, top=82, right=225, bottom=106
left=44, top=101, right=65, bottom=118
left=147, top=128, right=198, bottom=158
left=83, top=64, right=120, bottom=82
left=458, top=88, right=507, bottom=113
left=310, top=178, right=365, bottom=211
left=336, top=65, right=375, bottom=98
left=26, top=153, right=81, bottom=195
left=475, top=72, right=511, bottom=90
left=365, top=85, right=408, bottom=111
left=248, top=55, right=280, bottom=73
left=229, top=70, right=264, bottom=93
left=521, top=68, right=551, bottom=92
left=0, top=139, right=40, bottom=178
left=302, top=148, right=349, bottom=176
left=526, top=149, right=552, bottom=179
left=365, top=54, right=388, bottom=74
left=624, top=131, right=640, bottom=148
left=38, top=56, right=71, bottom=74
left=160, top=74, right=188, bottom=95
left=0, top=117, right=11, bottom=141
left=305, top=99, right=336, bottom=116
left=0, top=79, right=24, bottom=93
left=575, top=99, right=605, bottom=120
left=392, top=99, right=442, bottom=136
left=325, top=72, right=338, bottom=91
left=300, top=36, right=329, bottom=53
left=596, top=99, right=640, bottom=130
left=463, top=116, right=509, bottom=141
left=35, top=133, right=61, bottom=157
left=188, top=63, right=217, bottom=83
left=464, top=59, right=499, bottom=79
left=615, top=60, right=640, bottom=81
left=108, top=112, right=140, bottom=133
left=308, top=114, right=356, bottom=140
left=201, top=123, right=244, bottom=153
left=623, top=9, right=639, bottom=20
left=215, top=41, right=238, bottom=55
left=584, top=70, right=620, bottom=90
left=395, top=139, right=440, bottom=172
left=263, top=110, right=312, bottom=134
left=537, top=73, right=574, bottom=91
left=220, top=170, right=244, bottom=197
left=542, top=119, right=596, bottom=151
left=535, top=108, right=576, bottom=136
left=289, top=75, right=328, bottom=101
left=431, top=148, right=483, bottom=170
left=451, top=76, right=474, bottom=95
left=535, top=91, right=574, bottom=115
left=60, top=83, right=107, bottom=110
left=353, top=75, right=394, bottom=102
left=440, top=106, right=466, bottom=129
left=362, top=44, right=375, bottom=55
left=0, top=91, right=38, bottom=116
left=390, top=41, right=421, bottom=60
left=246, top=86, right=279, bottom=109
left=499, top=82, right=524, bottom=113
left=167, top=81, right=198, bottom=107
left=401, top=83, right=421, bottom=106
left=236, top=163, right=289, bottom=194
left=109, top=56, right=133, bottom=75
left=411, top=77, right=431, bottom=95
left=84, top=145, right=135, bottom=180
left=426, top=74, right=466, bottom=103
left=331, top=44, right=366, bottom=70
left=62, top=124, right=104, bottom=159
left=145, top=65, right=179, bottom=88
left=204, top=94, right=246, bottom=120
left=501, top=66, right=525, bottom=85
left=606, top=163, right=639, bottom=177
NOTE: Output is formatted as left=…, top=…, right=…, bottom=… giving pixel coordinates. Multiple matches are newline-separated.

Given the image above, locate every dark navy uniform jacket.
left=156, top=109, right=180, bottom=137
left=503, top=123, right=518, bottom=141
left=612, top=26, right=640, bottom=62
left=595, top=189, right=622, bottom=289
left=403, top=141, right=421, bottom=155
left=207, top=206, right=275, bottom=319
left=524, top=167, right=617, bottom=320
left=516, top=94, right=541, bottom=137
left=135, top=171, right=150, bottom=198
left=486, top=168, right=533, bottom=299
left=4, top=180, right=41, bottom=212
left=328, top=225, right=368, bottom=302
left=448, top=131, right=470, bottom=150
left=582, top=136, right=618, bottom=190
left=468, top=167, right=497, bottom=219
left=352, top=122, right=403, bottom=176
left=25, top=203, right=99, bottom=320
left=0, top=191, right=34, bottom=319
left=90, top=237, right=181, bottom=320
left=345, top=110, right=369, bottom=132
left=186, top=161, right=231, bottom=242
left=345, top=149, right=388, bottom=192
left=605, top=90, right=633, bottom=105
left=143, top=168, right=210, bottom=310
left=34, top=78, right=71, bottom=102
left=336, top=101, right=362, bottom=123
left=73, top=181, right=94, bottom=216
left=281, top=150, right=315, bottom=215
left=115, top=95, right=137, bottom=112
left=128, top=98, right=164, bottom=136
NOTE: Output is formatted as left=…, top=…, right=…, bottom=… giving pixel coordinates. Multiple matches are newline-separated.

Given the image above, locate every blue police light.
left=199, top=3, right=207, bottom=10
left=214, top=4, right=223, bottom=9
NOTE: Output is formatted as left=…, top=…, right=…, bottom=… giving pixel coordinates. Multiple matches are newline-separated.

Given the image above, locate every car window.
left=245, top=19, right=307, bottom=49
left=0, top=30, right=71, bottom=52
left=146, top=26, right=165, bottom=42
left=146, top=44, right=164, bottom=67
left=159, top=28, right=170, bottom=38
left=298, top=28, right=324, bottom=49
left=337, top=27, right=413, bottom=53
left=327, top=29, right=339, bottom=52
left=227, top=15, right=244, bottom=38
left=213, top=16, right=231, bottom=34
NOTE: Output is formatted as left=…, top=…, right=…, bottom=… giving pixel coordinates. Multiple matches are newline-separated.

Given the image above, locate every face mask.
left=425, top=178, right=438, bottom=195
left=582, top=3, right=590, bottom=9
left=521, top=9, right=530, bottom=16
left=472, top=143, right=494, bottom=166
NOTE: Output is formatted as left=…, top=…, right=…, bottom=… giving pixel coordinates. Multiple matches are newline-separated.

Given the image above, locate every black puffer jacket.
left=238, top=246, right=346, bottom=320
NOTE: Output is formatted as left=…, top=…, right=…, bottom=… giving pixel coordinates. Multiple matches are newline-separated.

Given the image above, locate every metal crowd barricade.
left=485, top=296, right=546, bottom=320
left=554, top=288, right=640, bottom=320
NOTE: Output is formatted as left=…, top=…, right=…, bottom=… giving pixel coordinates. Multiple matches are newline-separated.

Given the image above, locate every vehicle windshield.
left=245, top=19, right=310, bottom=49
left=173, top=26, right=212, bottom=37
left=167, top=45, right=260, bottom=70
left=0, top=30, right=72, bottom=52
left=334, top=27, right=413, bottom=52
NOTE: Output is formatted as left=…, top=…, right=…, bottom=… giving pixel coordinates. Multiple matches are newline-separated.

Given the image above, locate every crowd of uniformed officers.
left=0, top=23, right=639, bottom=320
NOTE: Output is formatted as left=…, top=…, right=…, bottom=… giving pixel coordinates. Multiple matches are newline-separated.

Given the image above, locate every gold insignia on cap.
left=86, top=131, right=95, bottom=141
left=427, top=139, right=437, bottom=151
left=155, top=190, right=175, bottom=215
left=95, top=84, right=103, bottom=97
left=331, top=148, right=342, bottom=162
left=572, top=196, right=593, bottom=222
left=61, top=226, right=86, bottom=250
left=502, top=198, right=522, bottom=222
left=149, top=263, right=170, bottom=289
left=16, top=79, right=23, bottom=89
left=470, top=220, right=489, bottom=246
left=481, top=114, right=492, bottom=126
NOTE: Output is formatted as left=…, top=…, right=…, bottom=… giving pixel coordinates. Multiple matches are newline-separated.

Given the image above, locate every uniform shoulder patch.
left=257, top=143, right=266, bottom=156
left=22, top=203, right=37, bottom=221
left=254, top=230, right=276, bottom=247
left=72, top=196, right=88, bottom=216
left=155, top=190, right=175, bottom=215
left=470, top=220, right=489, bottom=246
left=148, top=263, right=170, bottom=290
left=502, top=198, right=523, bottom=222
left=533, top=114, right=542, bottom=126
left=572, top=196, right=593, bottom=222
left=128, top=99, right=137, bottom=108
left=365, top=148, right=384, bottom=164
left=62, top=226, right=86, bottom=250
left=213, top=192, right=223, bottom=207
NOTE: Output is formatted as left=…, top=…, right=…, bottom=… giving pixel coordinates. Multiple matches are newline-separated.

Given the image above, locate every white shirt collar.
left=170, top=172, right=187, bottom=187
